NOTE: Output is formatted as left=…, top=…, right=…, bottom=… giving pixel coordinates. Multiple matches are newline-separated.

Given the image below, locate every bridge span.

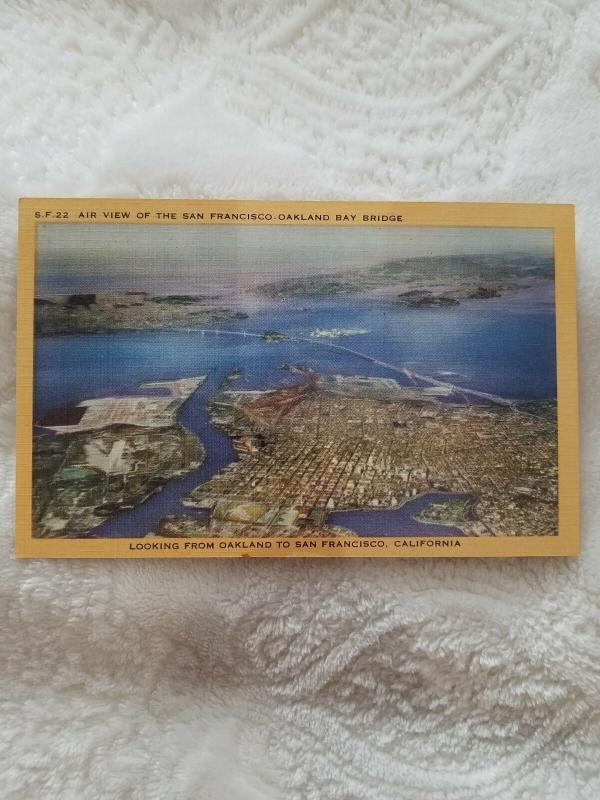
left=189, top=327, right=515, bottom=407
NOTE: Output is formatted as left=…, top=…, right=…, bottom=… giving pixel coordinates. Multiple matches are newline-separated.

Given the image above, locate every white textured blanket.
left=1, top=2, right=599, bottom=798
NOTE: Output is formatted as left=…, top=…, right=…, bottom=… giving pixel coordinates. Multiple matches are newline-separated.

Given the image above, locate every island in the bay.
left=33, top=378, right=205, bottom=536
left=31, top=222, right=558, bottom=540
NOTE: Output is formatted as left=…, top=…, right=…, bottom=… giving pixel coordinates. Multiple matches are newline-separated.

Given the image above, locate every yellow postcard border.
left=15, top=198, right=579, bottom=558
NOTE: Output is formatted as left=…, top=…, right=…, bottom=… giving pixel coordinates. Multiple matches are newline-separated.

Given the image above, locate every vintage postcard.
left=15, top=199, right=579, bottom=558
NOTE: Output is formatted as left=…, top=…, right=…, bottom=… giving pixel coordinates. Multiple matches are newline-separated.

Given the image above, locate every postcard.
left=15, top=199, right=579, bottom=558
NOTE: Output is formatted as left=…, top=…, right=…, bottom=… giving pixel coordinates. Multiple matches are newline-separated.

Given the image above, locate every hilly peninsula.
left=35, top=291, right=248, bottom=335
left=255, top=253, right=554, bottom=305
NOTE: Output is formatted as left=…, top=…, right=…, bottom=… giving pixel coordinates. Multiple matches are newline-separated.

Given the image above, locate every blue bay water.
left=33, top=298, right=556, bottom=537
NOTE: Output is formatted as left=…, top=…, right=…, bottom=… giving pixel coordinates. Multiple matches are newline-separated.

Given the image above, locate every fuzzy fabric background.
left=1, top=2, right=599, bottom=799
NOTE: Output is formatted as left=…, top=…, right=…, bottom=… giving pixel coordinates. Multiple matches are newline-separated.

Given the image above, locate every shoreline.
left=326, top=490, right=475, bottom=537
left=31, top=300, right=558, bottom=539
left=33, top=278, right=556, bottom=337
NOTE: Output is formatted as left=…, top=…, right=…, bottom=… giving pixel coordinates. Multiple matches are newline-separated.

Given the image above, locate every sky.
left=36, top=223, right=553, bottom=293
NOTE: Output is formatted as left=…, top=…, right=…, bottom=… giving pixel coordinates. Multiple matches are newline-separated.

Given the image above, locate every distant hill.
left=34, top=292, right=248, bottom=335
left=257, top=276, right=357, bottom=298
left=374, top=253, right=554, bottom=281
left=255, top=253, right=554, bottom=298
